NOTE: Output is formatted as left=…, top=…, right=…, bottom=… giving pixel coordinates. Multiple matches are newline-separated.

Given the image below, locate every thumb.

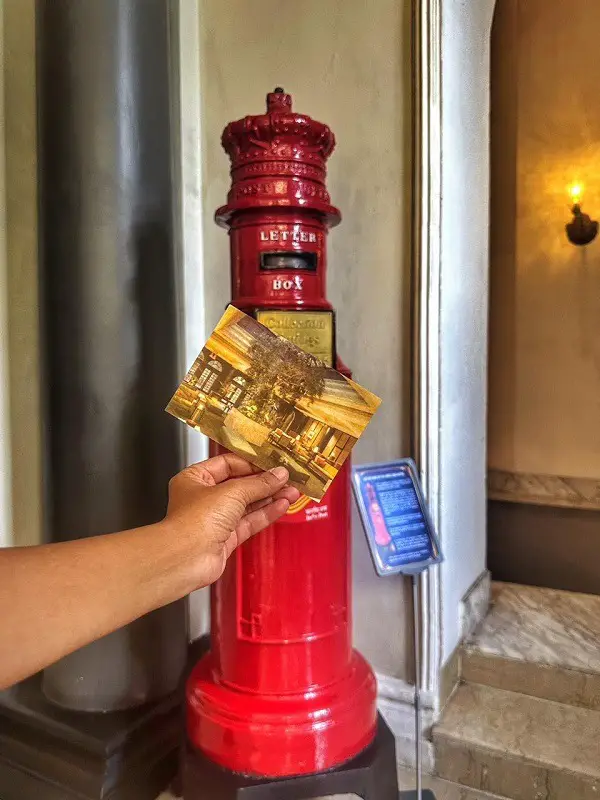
left=223, top=466, right=290, bottom=507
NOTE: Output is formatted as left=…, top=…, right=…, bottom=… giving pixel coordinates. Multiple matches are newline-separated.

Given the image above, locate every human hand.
left=163, top=453, right=300, bottom=588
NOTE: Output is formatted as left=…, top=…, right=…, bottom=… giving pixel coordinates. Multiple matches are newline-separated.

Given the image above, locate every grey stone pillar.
left=36, top=0, right=188, bottom=712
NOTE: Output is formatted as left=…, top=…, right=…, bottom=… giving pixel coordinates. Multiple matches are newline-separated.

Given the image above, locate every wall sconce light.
left=566, top=183, right=598, bottom=246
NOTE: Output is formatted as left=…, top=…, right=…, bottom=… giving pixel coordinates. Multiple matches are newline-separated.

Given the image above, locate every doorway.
left=487, top=0, right=600, bottom=595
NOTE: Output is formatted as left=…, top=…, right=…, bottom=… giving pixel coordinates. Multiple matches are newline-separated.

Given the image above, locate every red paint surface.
left=186, top=89, right=377, bottom=778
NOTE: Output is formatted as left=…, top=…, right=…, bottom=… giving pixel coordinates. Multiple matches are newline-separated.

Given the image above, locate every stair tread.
left=434, top=683, right=600, bottom=779
left=465, top=582, right=600, bottom=675
left=397, top=768, right=508, bottom=799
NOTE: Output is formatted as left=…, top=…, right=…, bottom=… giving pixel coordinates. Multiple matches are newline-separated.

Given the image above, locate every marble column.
left=37, top=0, right=188, bottom=712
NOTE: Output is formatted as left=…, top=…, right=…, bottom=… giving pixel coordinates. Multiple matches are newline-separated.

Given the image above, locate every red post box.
left=184, top=89, right=398, bottom=800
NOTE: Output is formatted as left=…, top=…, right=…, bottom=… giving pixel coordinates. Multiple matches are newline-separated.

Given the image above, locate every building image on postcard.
left=167, top=306, right=380, bottom=500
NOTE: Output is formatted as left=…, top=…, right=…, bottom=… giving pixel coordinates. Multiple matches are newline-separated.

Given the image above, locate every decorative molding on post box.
left=413, top=0, right=443, bottom=708
left=488, top=468, right=600, bottom=511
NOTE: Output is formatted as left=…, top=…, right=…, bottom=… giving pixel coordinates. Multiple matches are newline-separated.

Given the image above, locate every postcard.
left=166, top=305, right=381, bottom=501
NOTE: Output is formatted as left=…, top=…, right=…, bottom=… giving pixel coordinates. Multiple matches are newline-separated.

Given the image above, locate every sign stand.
left=411, top=570, right=434, bottom=799
left=352, top=460, right=441, bottom=800
left=396, top=570, right=436, bottom=800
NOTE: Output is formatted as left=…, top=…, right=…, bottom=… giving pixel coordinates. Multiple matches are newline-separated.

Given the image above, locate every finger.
left=184, top=453, right=259, bottom=487
left=235, top=498, right=291, bottom=545
left=245, top=486, right=299, bottom=515
left=246, top=496, right=273, bottom=514
left=225, top=467, right=290, bottom=506
left=277, top=485, right=301, bottom=504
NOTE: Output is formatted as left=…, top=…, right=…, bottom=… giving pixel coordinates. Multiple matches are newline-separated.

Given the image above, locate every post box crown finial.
left=216, top=90, right=340, bottom=227
left=221, top=90, right=336, bottom=169
left=266, top=87, right=292, bottom=113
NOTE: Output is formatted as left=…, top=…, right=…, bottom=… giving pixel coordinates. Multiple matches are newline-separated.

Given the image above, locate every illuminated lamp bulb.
left=566, top=181, right=598, bottom=246
left=568, top=182, right=583, bottom=207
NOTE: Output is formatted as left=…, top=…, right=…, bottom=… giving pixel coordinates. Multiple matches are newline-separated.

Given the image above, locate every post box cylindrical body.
left=186, top=89, right=377, bottom=778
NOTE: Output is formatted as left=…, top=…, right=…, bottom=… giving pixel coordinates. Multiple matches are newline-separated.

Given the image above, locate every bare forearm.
left=0, top=522, right=195, bottom=690
left=0, top=455, right=296, bottom=691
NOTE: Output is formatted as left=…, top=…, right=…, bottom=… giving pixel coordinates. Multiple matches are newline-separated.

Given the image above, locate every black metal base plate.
left=182, top=712, right=420, bottom=800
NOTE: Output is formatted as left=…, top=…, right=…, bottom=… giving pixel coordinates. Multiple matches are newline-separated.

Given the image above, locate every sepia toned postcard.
left=166, top=305, right=381, bottom=501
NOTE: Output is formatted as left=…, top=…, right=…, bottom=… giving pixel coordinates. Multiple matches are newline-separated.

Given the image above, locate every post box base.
left=182, top=712, right=401, bottom=800
left=186, top=649, right=377, bottom=777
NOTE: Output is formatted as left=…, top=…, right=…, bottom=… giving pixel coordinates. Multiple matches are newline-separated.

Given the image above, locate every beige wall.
left=0, top=0, right=11, bottom=546
left=489, top=0, right=600, bottom=479
left=2, top=0, right=41, bottom=547
left=199, top=0, right=414, bottom=678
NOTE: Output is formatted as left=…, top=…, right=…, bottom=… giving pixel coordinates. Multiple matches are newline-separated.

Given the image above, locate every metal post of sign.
left=352, top=459, right=440, bottom=800
left=413, top=572, right=423, bottom=800
left=400, top=569, right=436, bottom=799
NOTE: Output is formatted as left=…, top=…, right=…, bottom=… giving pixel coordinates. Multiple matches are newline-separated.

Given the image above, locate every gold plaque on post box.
left=255, top=309, right=334, bottom=367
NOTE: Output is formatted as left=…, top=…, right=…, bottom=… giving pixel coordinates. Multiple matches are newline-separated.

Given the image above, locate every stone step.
left=397, top=767, right=509, bottom=799
left=433, top=682, right=600, bottom=799
left=462, top=581, right=600, bottom=710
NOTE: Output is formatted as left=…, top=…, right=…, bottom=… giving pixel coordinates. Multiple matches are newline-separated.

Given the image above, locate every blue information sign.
left=352, top=459, right=442, bottom=577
